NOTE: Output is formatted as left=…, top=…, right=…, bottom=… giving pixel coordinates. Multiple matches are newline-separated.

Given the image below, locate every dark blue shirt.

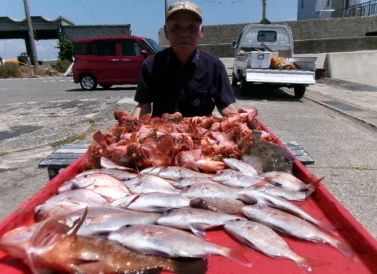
left=134, top=48, right=236, bottom=117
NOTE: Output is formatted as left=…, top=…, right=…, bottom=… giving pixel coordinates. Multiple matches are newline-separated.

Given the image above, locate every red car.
left=72, top=36, right=162, bottom=90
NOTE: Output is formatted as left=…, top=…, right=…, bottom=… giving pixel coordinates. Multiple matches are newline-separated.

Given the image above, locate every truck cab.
left=232, top=24, right=316, bottom=98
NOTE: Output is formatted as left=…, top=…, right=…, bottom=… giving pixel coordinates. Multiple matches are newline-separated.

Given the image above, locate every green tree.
left=57, top=39, right=74, bottom=61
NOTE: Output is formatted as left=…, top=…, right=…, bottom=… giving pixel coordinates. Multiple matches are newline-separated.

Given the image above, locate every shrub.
left=55, top=59, right=71, bottom=73
left=0, top=63, right=22, bottom=78
left=57, top=39, right=74, bottom=61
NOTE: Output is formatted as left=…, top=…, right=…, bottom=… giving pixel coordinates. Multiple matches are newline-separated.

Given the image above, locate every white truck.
left=231, top=24, right=317, bottom=98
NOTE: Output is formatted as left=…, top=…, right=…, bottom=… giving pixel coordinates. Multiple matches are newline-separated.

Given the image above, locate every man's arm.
left=131, top=103, right=152, bottom=118
left=217, top=103, right=238, bottom=116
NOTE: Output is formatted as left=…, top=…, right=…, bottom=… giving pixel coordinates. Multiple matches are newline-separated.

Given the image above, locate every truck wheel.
left=231, top=73, right=238, bottom=86
left=294, top=85, right=306, bottom=99
left=240, top=77, right=249, bottom=95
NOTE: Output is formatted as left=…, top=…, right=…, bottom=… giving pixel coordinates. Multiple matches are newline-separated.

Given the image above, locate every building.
left=297, top=0, right=365, bottom=19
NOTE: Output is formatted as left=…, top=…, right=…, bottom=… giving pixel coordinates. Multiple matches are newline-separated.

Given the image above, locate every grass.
left=0, top=152, right=11, bottom=157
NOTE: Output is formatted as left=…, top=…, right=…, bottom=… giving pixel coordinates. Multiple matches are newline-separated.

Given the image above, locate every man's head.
left=166, top=1, right=202, bottom=23
left=164, top=1, right=204, bottom=62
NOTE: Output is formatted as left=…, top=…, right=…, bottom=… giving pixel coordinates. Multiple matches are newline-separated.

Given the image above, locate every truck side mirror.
left=141, top=50, right=149, bottom=59
left=231, top=41, right=237, bottom=48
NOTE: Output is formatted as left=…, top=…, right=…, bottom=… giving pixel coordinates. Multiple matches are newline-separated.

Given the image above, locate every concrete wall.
left=326, top=50, right=377, bottom=85
left=159, top=16, right=377, bottom=57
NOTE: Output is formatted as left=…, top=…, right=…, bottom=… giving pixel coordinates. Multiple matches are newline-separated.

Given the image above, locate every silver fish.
left=238, top=189, right=333, bottom=232
left=224, top=219, right=312, bottom=272
left=35, top=189, right=110, bottom=220
left=261, top=171, right=323, bottom=193
left=141, top=166, right=212, bottom=180
left=222, top=158, right=259, bottom=176
left=190, top=196, right=244, bottom=214
left=212, top=169, right=266, bottom=188
left=108, top=224, right=252, bottom=267
left=123, top=192, right=191, bottom=212
left=69, top=173, right=131, bottom=202
left=180, top=181, right=240, bottom=200
left=123, top=174, right=180, bottom=194
left=156, top=207, right=245, bottom=237
left=241, top=205, right=356, bottom=260
left=250, top=184, right=311, bottom=201
left=63, top=206, right=161, bottom=236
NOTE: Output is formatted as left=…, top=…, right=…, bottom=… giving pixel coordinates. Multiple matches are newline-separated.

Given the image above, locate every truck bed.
left=0, top=118, right=376, bottom=273
left=246, top=68, right=316, bottom=85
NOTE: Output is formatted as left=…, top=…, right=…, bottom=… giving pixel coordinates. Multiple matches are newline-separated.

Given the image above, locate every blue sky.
left=1, top=0, right=298, bottom=60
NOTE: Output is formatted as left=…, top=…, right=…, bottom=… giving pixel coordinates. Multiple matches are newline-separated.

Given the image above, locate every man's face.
left=165, top=12, right=204, bottom=56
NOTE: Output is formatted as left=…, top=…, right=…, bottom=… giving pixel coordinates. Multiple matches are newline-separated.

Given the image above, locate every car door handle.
left=111, top=59, right=120, bottom=62
left=120, top=59, right=131, bottom=62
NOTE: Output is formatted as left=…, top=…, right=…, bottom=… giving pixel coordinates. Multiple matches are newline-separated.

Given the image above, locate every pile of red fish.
left=86, top=108, right=274, bottom=173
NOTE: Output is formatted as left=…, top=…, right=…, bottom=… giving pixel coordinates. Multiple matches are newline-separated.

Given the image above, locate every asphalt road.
left=0, top=75, right=376, bottom=243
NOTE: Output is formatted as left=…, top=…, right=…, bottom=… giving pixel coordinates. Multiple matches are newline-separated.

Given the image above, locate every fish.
left=189, top=196, right=245, bottom=214
left=212, top=169, right=267, bottom=188
left=141, top=166, right=213, bottom=180
left=156, top=207, right=245, bottom=237
left=241, top=205, right=357, bottom=261
left=35, top=189, right=110, bottom=220
left=123, top=174, right=180, bottom=194
left=261, top=171, right=323, bottom=193
left=122, top=192, right=191, bottom=212
left=224, top=219, right=313, bottom=272
left=238, top=189, right=334, bottom=232
left=249, top=184, right=312, bottom=201
left=62, top=206, right=161, bottom=236
left=1, top=208, right=201, bottom=274
left=180, top=181, right=240, bottom=200
left=69, top=172, right=131, bottom=202
left=243, top=139, right=295, bottom=172
left=108, top=224, right=252, bottom=267
left=222, top=158, right=259, bottom=176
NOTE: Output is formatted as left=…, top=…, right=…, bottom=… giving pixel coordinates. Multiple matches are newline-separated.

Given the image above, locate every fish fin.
left=222, top=245, right=252, bottom=267
left=306, top=176, right=325, bottom=191
left=68, top=207, right=88, bottom=236
left=92, top=130, right=108, bottom=146
left=190, top=223, right=212, bottom=238
left=334, top=240, right=358, bottom=261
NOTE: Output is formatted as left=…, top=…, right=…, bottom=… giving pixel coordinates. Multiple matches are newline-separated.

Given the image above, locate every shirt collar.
left=168, top=48, right=200, bottom=66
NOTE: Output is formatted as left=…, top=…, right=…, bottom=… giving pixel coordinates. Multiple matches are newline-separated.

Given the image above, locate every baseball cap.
left=166, top=1, right=202, bottom=22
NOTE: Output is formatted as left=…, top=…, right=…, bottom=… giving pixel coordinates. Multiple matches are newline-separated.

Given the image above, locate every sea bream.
left=122, top=174, right=180, bottom=194
left=108, top=224, right=252, bottom=267
left=222, top=158, right=259, bottom=176
left=0, top=209, right=198, bottom=274
left=224, top=219, right=313, bottom=272
left=62, top=206, right=161, bottom=236
left=120, top=192, right=191, bottom=212
left=156, top=207, right=245, bottom=237
left=180, top=181, right=240, bottom=200
left=241, top=205, right=357, bottom=261
left=35, top=189, right=110, bottom=221
left=238, top=189, right=333, bottom=232
left=212, top=169, right=267, bottom=188
left=141, top=166, right=213, bottom=180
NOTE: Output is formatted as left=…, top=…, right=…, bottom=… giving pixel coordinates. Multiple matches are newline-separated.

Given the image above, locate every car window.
left=257, top=31, right=277, bottom=42
left=144, top=39, right=163, bottom=54
left=121, top=39, right=142, bottom=56
left=93, top=40, right=116, bottom=56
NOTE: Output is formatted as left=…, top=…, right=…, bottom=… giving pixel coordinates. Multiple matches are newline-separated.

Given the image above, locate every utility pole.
left=23, top=0, right=38, bottom=73
left=260, top=0, right=271, bottom=24
left=165, top=0, right=168, bottom=21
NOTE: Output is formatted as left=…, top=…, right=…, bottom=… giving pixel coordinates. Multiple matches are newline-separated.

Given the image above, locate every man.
left=131, top=1, right=237, bottom=118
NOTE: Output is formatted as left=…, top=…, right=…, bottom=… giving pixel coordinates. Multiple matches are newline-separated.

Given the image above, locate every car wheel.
left=294, top=85, right=306, bottom=99
left=101, top=85, right=112, bottom=90
left=80, top=74, right=98, bottom=90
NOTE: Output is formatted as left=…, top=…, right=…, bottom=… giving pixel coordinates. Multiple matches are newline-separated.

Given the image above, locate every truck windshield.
left=257, top=31, right=277, bottom=42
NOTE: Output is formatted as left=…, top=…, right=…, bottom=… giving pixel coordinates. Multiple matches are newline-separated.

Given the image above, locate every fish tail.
left=92, top=130, right=108, bottom=146
left=307, top=176, right=325, bottom=191
left=223, top=245, right=252, bottom=267
left=334, top=240, right=358, bottom=261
